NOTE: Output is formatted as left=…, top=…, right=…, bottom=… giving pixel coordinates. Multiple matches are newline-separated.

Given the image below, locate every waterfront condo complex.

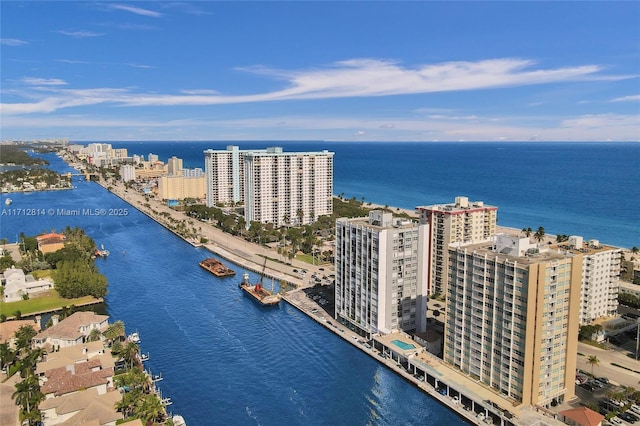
left=334, top=211, right=429, bottom=338
left=445, top=234, right=581, bottom=406
left=552, top=236, right=622, bottom=325
left=204, top=145, right=334, bottom=227
left=416, top=196, right=497, bottom=296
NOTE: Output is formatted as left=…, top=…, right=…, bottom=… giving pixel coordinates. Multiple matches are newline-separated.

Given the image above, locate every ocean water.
left=0, top=153, right=466, bottom=425
left=109, top=141, right=639, bottom=248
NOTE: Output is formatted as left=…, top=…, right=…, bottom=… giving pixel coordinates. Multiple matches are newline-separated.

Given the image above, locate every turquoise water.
left=109, top=141, right=640, bottom=248
left=392, top=340, right=416, bottom=351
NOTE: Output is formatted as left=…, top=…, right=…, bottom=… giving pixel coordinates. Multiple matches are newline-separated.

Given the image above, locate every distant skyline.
left=1, top=1, right=639, bottom=142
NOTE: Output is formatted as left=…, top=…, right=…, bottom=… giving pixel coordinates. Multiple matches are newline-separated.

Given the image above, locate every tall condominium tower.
left=204, top=145, right=248, bottom=207
left=167, top=156, right=183, bottom=176
left=243, top=147, right=333, bottom=227
left=445, top=234, right=581, bottom=406
left=334, top=211, right=429, bottom=338
left=205, top=145, right=334, bottom=227
left=416, top=196, right=497, bottom=295
left=555, top=236, right=621, bottom=325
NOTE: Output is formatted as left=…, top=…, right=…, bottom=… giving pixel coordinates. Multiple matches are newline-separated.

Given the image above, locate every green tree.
left=12, top=374, right=43, bottom=425
left=87, top=328, right=102, bottom=342
left=104, top=320, right=125, bottom=344
left=135, top=393, right=165, bottom=424
left=122, top=341, right=140, bottom=369
left=587, top=355, right=599, bottom=375
left=534, top=226, right=546, bottom=242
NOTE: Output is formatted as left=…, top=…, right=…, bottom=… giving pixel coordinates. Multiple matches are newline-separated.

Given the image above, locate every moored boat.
left=239, top=272, right=280, bottom=306
left=199, top=258, right=236, bottom=277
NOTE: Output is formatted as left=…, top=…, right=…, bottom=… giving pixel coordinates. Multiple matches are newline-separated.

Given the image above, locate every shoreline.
left=90, top=176, right=497, bottom=424
left=69, top=158, right=631, bottom=426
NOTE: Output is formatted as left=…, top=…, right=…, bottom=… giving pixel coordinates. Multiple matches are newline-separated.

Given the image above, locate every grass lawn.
left=0, top=290, right=99, bottom=318
left=296, top=254, right=329, bottom=266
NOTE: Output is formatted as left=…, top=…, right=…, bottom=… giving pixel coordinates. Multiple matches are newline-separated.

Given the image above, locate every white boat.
left=128, top=332, right=140, bottom=343
left=173, top=415, right=186, bottom=426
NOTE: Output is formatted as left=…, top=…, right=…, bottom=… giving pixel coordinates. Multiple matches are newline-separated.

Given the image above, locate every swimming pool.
left=392, top=339, right=416, bottom=350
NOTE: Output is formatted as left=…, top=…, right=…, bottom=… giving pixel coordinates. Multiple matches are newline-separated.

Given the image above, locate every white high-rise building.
left=445, top=234, right=581, bottom=406
left=416, top=196, right=497, bottom=295
left=205, top=146, right=334, bottom=226
left=243, top=147, right=333, bottom=227
left=334, top=211, right=429, bottom=338
left=204, top=145, right=249, bottom=207
left=555, top=236, right=621, bottom=325
left=120, top=165, right=136, bottom=182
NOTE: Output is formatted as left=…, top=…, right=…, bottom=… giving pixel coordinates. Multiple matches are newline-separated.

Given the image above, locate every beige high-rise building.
left=416, top=196, right=497, bottom=295
left=157, top=175, right=205, bottom=200
left=167, top=156, right=183, bottom=176
left=445, top=234, right=581, bottom=406
left=334, top=211, right=429, bottom=338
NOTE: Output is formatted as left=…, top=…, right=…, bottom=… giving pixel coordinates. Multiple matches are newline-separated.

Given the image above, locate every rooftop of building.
left=337, top=210, right=419, bottom=230
left=34, top=312, right=109, bottom=342
left=559, top=406, right=604, bottom=426
left=39, top=388, right=121, bottom=425
left=416, top=196, right=497, bottom=213
left=0, top=319, right=40, bottom=344
left=450, top=234, right=573, bottom=265
left=41, top=359, right=112, bottom=397
left=550, top=236, right=622, bottom=256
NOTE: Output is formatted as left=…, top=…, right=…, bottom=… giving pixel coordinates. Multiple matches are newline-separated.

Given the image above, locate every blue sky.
left=1, top=1, right=639, bottom=142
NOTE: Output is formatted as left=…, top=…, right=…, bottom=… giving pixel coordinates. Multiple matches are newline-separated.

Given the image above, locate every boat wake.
left=245, top=405, right=261, bottom=425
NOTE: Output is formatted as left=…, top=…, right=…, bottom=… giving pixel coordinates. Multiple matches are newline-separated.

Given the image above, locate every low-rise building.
left=1, top=266, right=54, bottom=302
left=36, top=232, right=66, bottom=254
left=33, top=312, right=109, bottom=350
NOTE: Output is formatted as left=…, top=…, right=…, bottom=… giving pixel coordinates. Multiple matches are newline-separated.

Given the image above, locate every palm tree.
left=534, top=226, right=545, bottom=242
left=104, top=320, right=125, bottom=344
left=87, top=327, right=102, bottom=342
left=587, top=355, right=599, bottom=375
left=296, top=209, right=304, bottom=226
left=136, top=393, right=165, bottom=424
left=122, top=341, right=140, bottom=369
left=12, top=372, right=43, bottom=424
left=0, top=342, right=16, bottom=372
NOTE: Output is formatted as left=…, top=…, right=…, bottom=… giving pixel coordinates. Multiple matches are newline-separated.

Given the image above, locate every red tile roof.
left=561, top=406, right=604, bottom=426
left=41, top=359, right=112, bottom=397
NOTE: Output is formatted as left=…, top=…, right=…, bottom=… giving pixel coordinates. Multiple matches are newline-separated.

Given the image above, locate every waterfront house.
left=39, top=387, right=121, bottom=425
left=40, top=358, right=114, bottom=398
left=1, top=266, right=54, bottom=302
left=36, top=340, right=114, bottom=376
left=33, top=312, right=109, bottom=350
left=36, top=232, right=66, bottom=254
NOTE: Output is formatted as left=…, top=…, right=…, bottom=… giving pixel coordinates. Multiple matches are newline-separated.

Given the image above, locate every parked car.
left=610, top=417, right=624, bottom=426
left=620, top=411, right=639, bottom=423
left=630, top=404, right=640, bottom=415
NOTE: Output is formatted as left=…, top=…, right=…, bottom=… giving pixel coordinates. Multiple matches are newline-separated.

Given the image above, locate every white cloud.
left=57, top=30, right=105, bottom=38
left=21, top=77, right=68, bottom=86
left=610, top=95, right=640, bottom=103
left=1, top=57, right=635, bottom=115
left=1, top=38, right=28, bottom=46
left=109, top=4, right=163, bottom=18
